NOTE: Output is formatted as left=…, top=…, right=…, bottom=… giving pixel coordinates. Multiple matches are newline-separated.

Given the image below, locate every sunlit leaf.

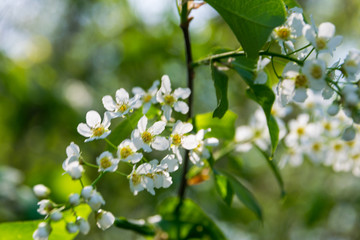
left=157, top=197, right=226, bottom=240
left=114, top=217, right=156, bottom=236
left=214, top=172, right=234, bottom=206
left=205, top=0, right=286, bottom=57
left=282, top=0, right=301, bottom=8
left=194, top=111, right=237, bottom=140
left=223, top=172, right=263, bottom=221
left=211, top=62, right=229, bottom=119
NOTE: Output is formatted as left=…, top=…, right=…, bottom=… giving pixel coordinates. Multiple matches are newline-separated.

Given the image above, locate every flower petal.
left=148, top=121, right=166, bottom=135
left=102, top=95, right=117, bottom=112
left=137, top=115, right=148, bottom=133
left=77, top=123, right=92, bottom=137
left=115, top=88, right=129, bottom=103
left=174, top=88, right=191, bottom=99
left=161, top=75, right=172, bottom=93
left=318, top=22, right=335, bottom=39
left=174, top=101, right=189, bottom=114
left=182, top=135, right=197, bottom=150
left=86, top=110, right=101, bottom=128
left=162, top=105, right=172, bottom=121
left=152, top=137, right=169, bottom=151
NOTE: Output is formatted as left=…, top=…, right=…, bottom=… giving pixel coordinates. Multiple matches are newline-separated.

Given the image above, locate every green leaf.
left=254, top=145, right=285, bottom=197
left=232, top=56, right=279, bottom=154
left=107, top=109, right=143, bottom=145
left=194, top=111, right=237, bottom=140
left=214, top=172, right=234, bottom=206
left=211, top=62, right=229, bottom=119
left=223, top=172, right=263, bottom=221
left=157, top=197, right=226, bottom=240
left=0, top=205, right=91, bottom=240
left=205, top=0, right=286, bottom=57
left=114, top=217, right=156, bottom=236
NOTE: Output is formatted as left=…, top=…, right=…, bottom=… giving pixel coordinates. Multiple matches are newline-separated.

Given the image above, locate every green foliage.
left=232, top=56, right=279, bottom=154
left=205, top=0, right=287, bottom=57
left=282, top=0, right=301, bottom=8
left=214, top=171, right=234, bottom=206
left=0, top=204, right=91, bottom=240
left=114, top=217, right=156, bottom=236
left=157, top=197, right=226, bottom=240
left=194, top=111, right=237, bottom=140
left=223, top=172, right=263, bottom=221
left=211, top=62, right=229, bottom=119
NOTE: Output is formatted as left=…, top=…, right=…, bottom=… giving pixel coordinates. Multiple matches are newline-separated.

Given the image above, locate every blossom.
left=342, top=50, right=360, bottom=81
left=117, top=139, right=143, bottom=164
left=81, top=186, right=93, bottom=200
left=132, top=115, right=169, bottom=152
left=50, top=210, right=62, bottom=221
left=96, top=151, right=119, bottom=172
left=272, top=7, right=305, bottom=53
left=62, top=142, right=83, bottom=179
left=132, top=80, right=160, bottom=114
left=189, top=129, right=219, bottom=166
left=128, top=163, right=155, bottom=195
left=68, top=193, right=80, bottom=206
left=77, top=217, right=90, bottom=235
left=33, top=222, right=51, bottom=240
left=77, top=110, right=111, bottom=142
left=149, top=160, right=173, bottom=189
left=156, top=75, right=191, bottom=121
left=87, top=190, right=105, bottom=211
left=159, top=154, right=179, bottom=173
left=37, top=199, right=54, bottom=215
left=303, top=21, right=342, bottom=55
left=169, top=120, right=197, bottom=162
left=102, top=88, right=139, bottom=119
left=254, top=57, right=270, bottom=84
left=302, top=59, right=327, bottom=91
left=66, top=222, right=78, bottom=233
left=96, top=209, right=115, bottom=230
left=33, top=184, right=50, bottom=199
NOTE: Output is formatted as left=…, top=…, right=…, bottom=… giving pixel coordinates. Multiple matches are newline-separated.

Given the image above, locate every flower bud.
left=69, top=193, right=80, bottom=206
left=33, top=222, right=52, bottom=240
left=37, top=199, right=54, bottom=215
left=33, top=184, right=51, bottom=199
left=342, top=126, right=356, bottom=141
left=327, top=103, right=340, bottom=116
left=66, top=222, right=79, bottom=233
left=96, top=209, right=115, bottom=230
left=81, top=186, right=93, bottom=200
left=77, top=217, right=90, bottom=235
left=50, top=210, right=63, bottom=221
left=88, top=191, right=105, bottom=211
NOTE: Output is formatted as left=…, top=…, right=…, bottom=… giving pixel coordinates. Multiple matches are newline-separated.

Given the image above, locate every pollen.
left=316, top=37, right=327, bottom=50
left=297, top=127, right=305, bottom=136
left=312, top=142, right=321, bottom=152
left=141, top=131, right=153, bottom=144
left=100, top=157, right=112, bottom=169
left=275, top=27, right=291, bottom=40
left=295, top=74, right=308, bottom=88
left=93, top=126, right=105, bottom=137
left=310, top=65, right=323, bottom=79
left=131, top=174, right=141, bottom=185
left=164, top=95, right=175, bottom=105
left=118, top=104, right=127, bottom=113
left=172, top=134, right=182, bottom=146
left=120, top=146, right=133, bottom=159
left=143, top=94, right=152, bottom=103
left=323, top=122, right=332, bottom=131
left=333, top=143, right=343, bottom=152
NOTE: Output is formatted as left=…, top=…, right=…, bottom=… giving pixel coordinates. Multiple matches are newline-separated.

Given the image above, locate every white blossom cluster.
left=32, top=75, right=218, bottom=240
left=263, top=7, right=360, bottom=125
left=235, top=91, right=360, bottom=177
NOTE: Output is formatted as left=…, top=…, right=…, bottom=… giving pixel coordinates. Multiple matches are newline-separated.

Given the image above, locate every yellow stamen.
left=100, top=157, right=111, bottom=169
left=164, top=95, right=175, bottom=105
left=141, top=131, right=153, bottom=144
left=120, top=146, right=133, bottom=159
left=295, top=74, right=308, bottom=88
left=93, top=126, right=105, bottom=137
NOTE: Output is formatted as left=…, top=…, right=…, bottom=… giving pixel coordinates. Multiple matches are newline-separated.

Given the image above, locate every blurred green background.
left=1, top=0, right=360, bottom=239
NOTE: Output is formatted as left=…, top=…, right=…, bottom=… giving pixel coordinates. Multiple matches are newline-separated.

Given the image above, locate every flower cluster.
left=32, top=75, right=218, bottom=239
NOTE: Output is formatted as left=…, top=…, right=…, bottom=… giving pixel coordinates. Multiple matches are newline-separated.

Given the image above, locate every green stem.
left=82, top=160, right=99, bottom=169
left=302, top=48, right=315, bottom=62
left=193, top=49, right=304, bottom=67
left=105, top=138, right=117, bottom=150
left=91, top=172, right=106, bottom=187
left=287, top=44, right=311, bottom=56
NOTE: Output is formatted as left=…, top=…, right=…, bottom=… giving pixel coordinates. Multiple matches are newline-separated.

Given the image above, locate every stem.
left=105, top=138, right=117, bottom=150
left=91, top=172, right=106, bottom=187
left=193, top=49, right=304, bottom=67
left=287, top=43, right=311, bottom=56
left=178, top=1, right=194, bottom=203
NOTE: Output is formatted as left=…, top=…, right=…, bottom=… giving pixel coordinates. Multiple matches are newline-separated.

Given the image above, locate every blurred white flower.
left=77, top=217, right=90, bottom=235
left=33, top=222, right=51, bottom=240
left=96, top=209, right=115, bottom=230
left=169, top=120, right=196, bottom=162
left=342, top=50, right=360, bottom=81
left=96, top=151, right=119, bottom=172
left=33, top=184, right=50, bottom=199
left=189, top=129, right=219, bottom=166
left=132, top=80, right=160, bottom=114
left=302, top=59, right=327, bottom=91
left=68, top=193, right=80, bottom=206
left=102, top=88, right=139, bottom=119
left=128, top=163, right=154, bottom=195
left=37, top=199, right=54, bottom=215
left=66, top=222, right=78, bottom=233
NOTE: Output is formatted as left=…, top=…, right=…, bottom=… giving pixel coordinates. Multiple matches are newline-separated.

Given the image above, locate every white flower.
left=33, top=184, right=50, bottom=199
left=33, top=222, right=51, bottom=240
left=96, top=209, right=115, bottom=230
left=128, top=163, right=155, bottom=195
left=254, top=57, right=270, bottom=84
left=62, top=142, right=83, bottom=179
left=69, top=193, right=80, bottom=206
left=189, top=129, right=219, bottom=166
left=63, top=161, right=84, bottom=180
left=279, top=143, right=305, bottom=167
left=117, top=139, right=143, bottom=164
left=149, top=160, right=173, bottom=189
left=303, top=21, right=342, bottom=55
left=50, top=210, right=63, bottom=221
left=156, top=75, right=191, bottom=121
left=96, top=151, right=119, bottom=172
left=37, top=199, right=54, bottom=215
left=77, top=110, right=111, bottom=142
left=132, top=115, right=169, bottom=152
left=132, top=80, right=160, bottom=114
left=280, top=62, right=309, bottom=104
left=342, top=50, right=360, bottom=81
left=160, top=154, right=179, bottom=173
left=302, top=59, right=327, bottom=91
left=81, top=186, right=93, bottom=200
left=169, top=120, right=197, bottom=162
left=342, top=85, right=360, bottom=106
left=87, top=190, right=105, bottom=211
left=102, top=88, right=139, bottom=119
left=285, top=114, right=318, bottom=147
left=66, top=222, right=78, bottom=233
left=77, top=217, right=90, bottom=235
left=272, top=7, right=305, bottom=54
